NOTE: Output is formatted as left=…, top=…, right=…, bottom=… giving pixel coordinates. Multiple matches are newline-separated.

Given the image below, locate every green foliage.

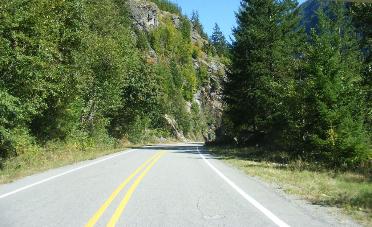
left=221, top=0, right=370, bottom=168
left=0, top=89, right=28, bottom=158
left=301, top=4, right=369, bottom=167
left=179, top=15, right=191, bottom=42
left=150, top=0, right=182, bottom=15
left=0, top=0, right=86, bottom=156
left=350, top=3, right=372, bottom=133
left=201, top=42, right=217, bottom=57
left=197, top=64, right=209, bottom=85
left=190, top=101, right=206, bottom=139
left=135, top=30, right=150, bottom=50
left=150, top=19, right=197, bottom=102
left=190, top=11, right=209, bottom=40
left=0, top=0, right=222, bottom=171
left=210, top=23, right=230, bottom=57
left=225, top=0, right=302, bottom=140
left=0, top=0, right=213, bottom=165
left=109, top=60, right=164, bottom=139
left=146, top=14, right=211, bottom=137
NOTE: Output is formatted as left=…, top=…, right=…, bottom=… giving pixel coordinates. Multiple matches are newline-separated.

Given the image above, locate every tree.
left=210, top=23, right=229, bottom=57
left=302, top=2, right=369, bottom=166
left=0, top=0, right=83, bottom=153
left=190, top=10, right=208, bottom=39
left=349, top=3, right=372, bottom=132
left=223, top=0, right=302, bottom=144
left=29, top=0, right=87, bottom=141
left=0, top=0, right=219, bottom=161
left=150, top=0, right=182, bottom=15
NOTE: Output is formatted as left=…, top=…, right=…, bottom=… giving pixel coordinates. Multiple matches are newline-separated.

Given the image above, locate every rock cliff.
left=128, top=0, right=225, bottom=141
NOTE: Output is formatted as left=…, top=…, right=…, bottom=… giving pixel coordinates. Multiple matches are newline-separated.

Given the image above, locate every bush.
left=150, top=0, right=182, bottom=15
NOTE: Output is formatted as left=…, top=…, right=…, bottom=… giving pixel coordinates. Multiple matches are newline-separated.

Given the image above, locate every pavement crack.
left=196, top=195, right=203, bottom=215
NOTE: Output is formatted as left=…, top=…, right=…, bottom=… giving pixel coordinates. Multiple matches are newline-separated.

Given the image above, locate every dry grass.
left=0, top=141, right=131, bottom=184
left=207, top=146, right=372, bottom=226
left=0, top=137, right=182, bottom=185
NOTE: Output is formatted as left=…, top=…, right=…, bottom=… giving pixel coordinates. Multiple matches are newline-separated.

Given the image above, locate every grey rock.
left=164, top=114, right=186, bottom=141
left=128, top=0, right=159, bottom=31
left=193, top=57, right=226, bottom=142
left=128, top=0, right=227, bottom=142
left=192, top=29, right=202, bottom=43
left=172, top=15, right=181, bottom=28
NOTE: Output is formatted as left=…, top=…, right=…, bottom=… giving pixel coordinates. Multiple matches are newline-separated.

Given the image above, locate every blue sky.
left=170, top=0, right=307, bottom=40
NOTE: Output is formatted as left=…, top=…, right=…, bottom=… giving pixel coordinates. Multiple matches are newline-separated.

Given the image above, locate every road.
left=0, top=143, right=358, bottom=227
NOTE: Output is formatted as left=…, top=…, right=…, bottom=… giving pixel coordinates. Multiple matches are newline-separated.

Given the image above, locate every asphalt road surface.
left=0, top=143, right=359, bottom=227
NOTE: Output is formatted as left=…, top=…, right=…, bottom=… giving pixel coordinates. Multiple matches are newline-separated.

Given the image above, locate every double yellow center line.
left=86, top=151, right=166, bottom=227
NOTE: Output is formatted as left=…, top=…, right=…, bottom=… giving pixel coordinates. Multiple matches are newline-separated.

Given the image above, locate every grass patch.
left=0, top=136, right=180, bottom=185
left=0, top=140, right=130, bottom=184
left=207, top=145, right=372, bottom=226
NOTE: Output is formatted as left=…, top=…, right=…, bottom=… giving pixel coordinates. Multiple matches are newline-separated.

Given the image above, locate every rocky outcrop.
left=128, top=0, right=183, bottom=31
left=128, top=0, right=225, bottom=142
left=171, top=15, right=181, bottom=28
left=193, top=58, right=225, bottom=141
left=128, top=0, right=159, bottom=31
left=164, top=114, right=186, bottom=141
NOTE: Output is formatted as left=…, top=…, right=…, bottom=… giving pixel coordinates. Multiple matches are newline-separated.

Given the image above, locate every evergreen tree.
left=302, top=2, right=368, bottom=166
left=350, top=3, right=372, bottom=132
left=0, top=0, right=218, bottom=162
left=224, top=0, right=301, bottom=144
left=190, top=10, right=208, bottom=39
left=210, top=23, right=229, bottom=57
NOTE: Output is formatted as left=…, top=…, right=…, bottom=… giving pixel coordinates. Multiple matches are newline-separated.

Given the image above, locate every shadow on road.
left=135, top=143, right=222, bottom=159
left=135, top=144, right=222, bottom=160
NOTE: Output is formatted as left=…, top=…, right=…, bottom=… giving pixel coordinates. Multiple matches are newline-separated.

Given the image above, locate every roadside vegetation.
left=1, top=0, right=370, bottom=224
left=207, top=145, right=372, bottom=226
left=212, top=0, right=371, bottom=225
left=0, top=139, right=122, bottom=184
left=218, top=1, right=371, bottom=169
left=0, top=0, right=229, bottom=182
left=0, top=135, right=182, bottom=185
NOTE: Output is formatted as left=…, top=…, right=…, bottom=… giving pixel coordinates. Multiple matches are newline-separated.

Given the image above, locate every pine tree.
left=224, top=0, right=301, bottom=144
left=210, top=23, right=229, bottom=57
left=190, top=10, right=208, bottom=39
left=350, top=3, right=372, bottom=132
left=302, top=2, right=368, bottom=166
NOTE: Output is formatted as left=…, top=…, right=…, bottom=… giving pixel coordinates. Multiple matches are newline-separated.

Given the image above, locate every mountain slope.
left=0, top=0, right=225, bottom=182
left=127, top=0, right=225, bottom=141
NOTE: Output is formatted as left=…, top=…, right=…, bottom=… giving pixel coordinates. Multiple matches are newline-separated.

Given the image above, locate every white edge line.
left=196, top=146, right=290, bottom=227
left=0, top=150, right=134, bottom=199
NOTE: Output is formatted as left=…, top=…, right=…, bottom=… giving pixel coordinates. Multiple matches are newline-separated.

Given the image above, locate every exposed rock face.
left=128, top=0, right=225, bottom=142
left=128, top=0, right=159, bottom=31
left=191, top=28, right=209, bottom=47
left=171, top=15, right=181, bottom=28
left=193, top=59, right=225, bottom=142
left=164, top=114, right=186, bottom=141
left=191, top=28, right=202, bottom=43
left=128, top=0, right=182, bottom=31
left=145, top=46, right=158, bottom=64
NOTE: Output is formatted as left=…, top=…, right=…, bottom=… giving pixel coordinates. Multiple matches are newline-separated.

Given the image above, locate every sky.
left=170, top=0, right=307, bottom=41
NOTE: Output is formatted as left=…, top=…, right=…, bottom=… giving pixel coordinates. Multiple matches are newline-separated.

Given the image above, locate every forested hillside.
left=1, top=0, right=369, bottom=223
left=0, top=0, right=227, bottom=171
left=218, top=0, right=371, bottom=168
left=1, top=0, right=370, bottom=176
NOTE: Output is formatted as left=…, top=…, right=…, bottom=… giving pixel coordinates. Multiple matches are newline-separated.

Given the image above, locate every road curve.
left=0, top=143, right=358, bottom=227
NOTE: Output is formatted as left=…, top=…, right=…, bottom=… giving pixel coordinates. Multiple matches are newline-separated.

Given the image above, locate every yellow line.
left=107, top=152, right=166, bottom=227
left=85, top=152, right=163, bottom=227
